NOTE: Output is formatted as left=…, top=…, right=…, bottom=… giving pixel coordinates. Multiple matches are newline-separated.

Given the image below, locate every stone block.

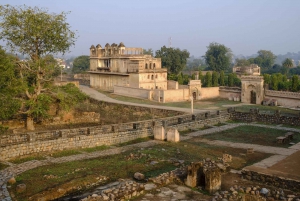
left=167, top=128, right=180, bottom=142
left=185, top=162, right=203, bottom=188
left=223, top=154, right=232, bottom=162
left=153, top=126, right=165, bottom=140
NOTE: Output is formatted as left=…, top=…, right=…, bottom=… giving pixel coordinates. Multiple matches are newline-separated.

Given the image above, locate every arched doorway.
left=192, top=92, right=197, bottom=100
left=250, top=90, right=256, bottom=104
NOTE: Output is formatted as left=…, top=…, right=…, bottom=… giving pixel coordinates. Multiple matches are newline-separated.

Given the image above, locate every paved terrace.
left=1, top=123, right=300, bottom=200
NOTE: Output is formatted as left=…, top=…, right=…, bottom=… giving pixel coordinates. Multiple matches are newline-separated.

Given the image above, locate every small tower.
left=96, top=44, right=102, bottom=57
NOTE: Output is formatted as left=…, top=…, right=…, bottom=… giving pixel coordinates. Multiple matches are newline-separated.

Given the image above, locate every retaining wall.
left=0, top=112, right=229, bottom=160
left=229, top=109, right=300, bottom=126
left=242, top=169, right=300, bottom=192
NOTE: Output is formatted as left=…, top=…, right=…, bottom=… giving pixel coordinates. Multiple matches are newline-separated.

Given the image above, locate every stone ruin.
left=153, top=126, right=180, bottom=142
left=184, top=158, right=229, bottom=194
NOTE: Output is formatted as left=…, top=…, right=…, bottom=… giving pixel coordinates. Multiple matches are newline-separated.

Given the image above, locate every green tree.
left=198, top=70, right=204, bottom=86
left=282, top=58, right=293, bottom=76
left=235, top=58, right=250, bottom=67
left=233, top=73, right=241, bottom=87
left=177, top=73, right=183, bottom=85
left=204, top=42, right=232, bottom=72
left=155, top=46, right=190, bottom=75
left=270, top=74, right=278, bottom=90
left=72, top=55, right=90, bottom=73
left=219, top=71, right=225, bottom=86
left=263, top=74, right=271, bottom=85
left=212, top=71, right=219, bottom=87
left=0, top=47, right=23, bottom=121
left=282, top=58, right=294, bottom=68
left=291, top=75, right=299, bottom=92
left=204, top=72, right=212, bottom=87
left=0, top=5, right=77, bottom=130
left=256, top=50, right=276, bottom=70
left=143, top=48, right=153, bottom=56
left=228, top=73, right=234, bottom=87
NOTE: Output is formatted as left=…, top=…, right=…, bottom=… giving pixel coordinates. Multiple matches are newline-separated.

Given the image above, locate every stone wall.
left=199, top=87, right=220, bottom=100
left=114, top=85, right=151, bottom=99
left=0, top=129, right=152, bottom=160
left=228, top=109, right=300, bottom=126
left=219, top=86, right=241, bottom=100
left=0, top=112, right=229, bottom=160
left=265, top=90, right=300, bottom=107
left=242, top=169, right=300, bottom=192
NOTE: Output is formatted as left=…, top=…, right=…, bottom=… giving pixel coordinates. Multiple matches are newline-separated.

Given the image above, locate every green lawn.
left=202, top=125, right=299, bottom=147
left=9, top=155, right=46, bottom=164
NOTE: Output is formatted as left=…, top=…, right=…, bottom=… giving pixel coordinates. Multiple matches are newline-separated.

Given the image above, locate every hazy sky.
left=1, top=0, right=300, bottom=57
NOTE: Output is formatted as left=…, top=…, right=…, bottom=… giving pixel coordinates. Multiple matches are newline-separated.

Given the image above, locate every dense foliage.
left=204, top=42, right=232, bottom=72
left=72, top=55, right=90, bottom=73
left=156, top=46, right=190, bottom=75
left=0, top=5, right=78, bottom=130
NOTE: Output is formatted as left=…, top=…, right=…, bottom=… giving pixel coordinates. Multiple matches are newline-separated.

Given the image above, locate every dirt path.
left=79, top=85, right=208, bottom=113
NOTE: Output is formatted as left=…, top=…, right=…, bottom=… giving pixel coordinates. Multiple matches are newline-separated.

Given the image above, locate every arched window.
left=149, top=63, right=152, bottom=69
left=151, top=75, right=154, bottom=80
left=153, top=63, right=156, bottom=68
left=148, top=75, right=150, bottom=79
left=145, top=63, right=148, bottom=69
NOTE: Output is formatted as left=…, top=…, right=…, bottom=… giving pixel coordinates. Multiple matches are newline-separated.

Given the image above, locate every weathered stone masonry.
left=228, top=107, right=300, bottom=126
left=0, top=112, right=230, bottom=160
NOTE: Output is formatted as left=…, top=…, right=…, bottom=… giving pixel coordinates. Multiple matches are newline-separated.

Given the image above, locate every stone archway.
left=192, top=92, right=197, bottom=100
left=250, top=90, right=256, bottom=104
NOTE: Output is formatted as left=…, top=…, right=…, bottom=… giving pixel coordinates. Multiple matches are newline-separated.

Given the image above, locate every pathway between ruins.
left=1, top=123, right=300, bottom=201
left=79, top=85, right=207, bottom=113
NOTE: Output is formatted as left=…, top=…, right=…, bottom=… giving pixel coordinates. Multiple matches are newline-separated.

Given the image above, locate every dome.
left=118, top=42, right=125, bottom=47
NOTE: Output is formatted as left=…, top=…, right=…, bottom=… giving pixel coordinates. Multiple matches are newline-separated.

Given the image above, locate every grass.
left=0, top=162, right=9, bottom=170
left=9, top=155, right=46, bottom=164
left=82, top=145, right=110, bottom=153
left=51, top=149, right=82, bottom=158
left=116, top=137, right=153, bottom=147
left=235, top=104, right=300, bottom=116
left=202, top=125, right=300, bottom=148
left=9, top=141, right=271, bottom=200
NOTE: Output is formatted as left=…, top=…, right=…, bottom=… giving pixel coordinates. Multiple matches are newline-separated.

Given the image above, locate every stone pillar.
left=166, top=128, right=180, bottom=142
left=153, top=126, right=165, bottom=140
left=184, top=162, right=203, bottom=188
left=204, top=168, right=221, bottom=194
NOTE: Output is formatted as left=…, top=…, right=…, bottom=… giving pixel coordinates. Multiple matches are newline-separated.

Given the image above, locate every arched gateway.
left=241, top=76, right=264, bottom=104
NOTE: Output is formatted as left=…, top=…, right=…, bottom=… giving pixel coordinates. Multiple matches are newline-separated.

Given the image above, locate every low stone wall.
left=242, top=169, right=300, bottom=192
left=265, top=90, right=300, bottom=107
left=229, top=109, right=300, bottom=126
left=0, top=111, right=229, bottom=160
left=0, top=129, right=152, bottom=160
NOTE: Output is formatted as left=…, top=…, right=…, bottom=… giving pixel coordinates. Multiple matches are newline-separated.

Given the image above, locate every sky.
left=1, top=0, right=300, bottom=58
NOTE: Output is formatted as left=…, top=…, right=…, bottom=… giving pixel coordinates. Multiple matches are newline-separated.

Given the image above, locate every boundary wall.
left=0, top=111, right=230, bottom=160
left=228, top=107, right=300, bottom=125
left=265, top=90, right=300, bottom=107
